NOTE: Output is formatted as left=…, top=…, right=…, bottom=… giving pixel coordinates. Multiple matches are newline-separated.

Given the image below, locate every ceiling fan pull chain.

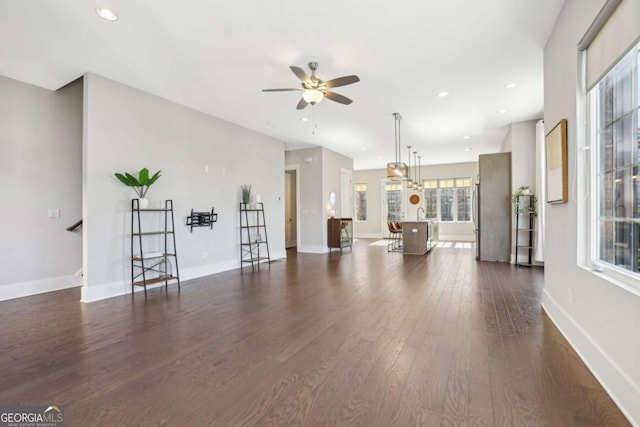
left=312, top=105, right=317, bottom=135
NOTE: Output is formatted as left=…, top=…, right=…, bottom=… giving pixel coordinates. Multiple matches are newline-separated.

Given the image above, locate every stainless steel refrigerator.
left=473, top=152, right=511, bottom=262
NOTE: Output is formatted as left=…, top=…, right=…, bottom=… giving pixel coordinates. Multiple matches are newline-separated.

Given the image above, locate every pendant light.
left=412, top=151, right=420, bottom=190
left=386, top=113, right=407, bottom=179
left=417, top=155, right=423, bottom=191
left=406, top=145, right=413, bottom=186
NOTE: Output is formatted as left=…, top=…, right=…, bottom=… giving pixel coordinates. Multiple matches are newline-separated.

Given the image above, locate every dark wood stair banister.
left=66, top=219, right=83, bottom=231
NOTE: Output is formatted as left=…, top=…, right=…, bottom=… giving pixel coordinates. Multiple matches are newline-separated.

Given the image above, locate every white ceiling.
left=0, top=0, right=565, bottom=170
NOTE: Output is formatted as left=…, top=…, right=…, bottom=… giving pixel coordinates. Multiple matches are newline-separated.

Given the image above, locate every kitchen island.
left=402, top=220, right=438, bottom=255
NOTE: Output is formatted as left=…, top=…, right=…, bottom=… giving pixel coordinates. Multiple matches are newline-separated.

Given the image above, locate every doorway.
left=381, top=179, right=405, bottom=236
left=340, top=168, right=353, bottom=218
left=284, top=169, right=298, bottom=249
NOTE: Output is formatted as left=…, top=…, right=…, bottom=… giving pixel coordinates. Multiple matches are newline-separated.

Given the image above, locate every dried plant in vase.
left=241, top=184, right=252, bottom=205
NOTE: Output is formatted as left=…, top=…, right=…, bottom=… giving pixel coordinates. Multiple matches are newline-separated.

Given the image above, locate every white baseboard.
left=81, top=251, right=288, bottom=303
left=0, top=274, right=82, bottom=302
left=439, top=234, right=475, bottom=242
left=354, top=233, right=383, bottom=239
left=270, top=250, right=287, bottom=260
left=296, top=245, right=328, bottom=254
left=542, top=290, right=639, bottom=426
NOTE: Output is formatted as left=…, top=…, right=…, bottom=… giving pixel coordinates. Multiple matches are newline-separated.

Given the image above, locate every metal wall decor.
left=186, top=207, right=218, bottom=232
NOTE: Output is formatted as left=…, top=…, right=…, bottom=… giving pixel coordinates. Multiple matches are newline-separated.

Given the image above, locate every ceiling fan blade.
left=324, top=91, right=353, bottom=105
left=262, top=88, right=303, bottom=92
left=290, top=66, right=310, bottom=83
left=296, top=98, right=309, bottom=110
left=324, top=75, right=360, bottom=89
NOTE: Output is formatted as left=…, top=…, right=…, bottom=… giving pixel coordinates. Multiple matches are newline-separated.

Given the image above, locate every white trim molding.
left=81, top=251, right=287, bottom=303
left=354, top=233, right=383, bottom=239
left=0, top=274, right=82, bottom=302
left=542, top=290, right=640, bottom=426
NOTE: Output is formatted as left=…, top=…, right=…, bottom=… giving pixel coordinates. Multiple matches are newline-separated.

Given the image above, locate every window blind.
left=579, top=0, right=640, bottom=90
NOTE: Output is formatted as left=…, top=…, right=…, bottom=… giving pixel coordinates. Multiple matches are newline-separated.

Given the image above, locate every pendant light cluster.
left=404, top=147, right=422, bottom=191
left=412, top=151, right=422, bottom=191
left=386, top=113, right=407, bottom=179
left=406, top=145, right=413, bottom=187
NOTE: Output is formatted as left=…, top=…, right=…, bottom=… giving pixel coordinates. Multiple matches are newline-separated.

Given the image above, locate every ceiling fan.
left=262, top=62, right=360, bottom=110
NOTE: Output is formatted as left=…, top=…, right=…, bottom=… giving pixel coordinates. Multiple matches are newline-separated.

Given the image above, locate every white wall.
left=284, top=147, right=353, bottom=253
left=0, top=76, right=83, bottom=301
left=500, top=124, right=513, bottom=152
left=508, top=120, right=537, bottom=194
left=502, top=120, right=540, bottom=263
left=351, top=169, right=386, bottom=238
left=285, top=148, right=324, bottom=253
left=544, top=1, right=640, bottom=424
left=322, top=148, right=354, bottom=248
left=353, top=161, right=478, bottom=241
left=82, top=73, right=286, bottom=302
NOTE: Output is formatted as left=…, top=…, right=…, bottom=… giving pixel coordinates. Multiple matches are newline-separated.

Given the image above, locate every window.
left=439, top=179, right=455, bottom=221
left=355, top=183, right=367, bottom=221
left=422, top=178, right=472, bottom=222
left=385, top=182, right=403, bottom=221
left=590, top=40, right=640, bottom=276
left=423, top=180, right=438, bottom=219
left=456, top=178, right=472, bottom=222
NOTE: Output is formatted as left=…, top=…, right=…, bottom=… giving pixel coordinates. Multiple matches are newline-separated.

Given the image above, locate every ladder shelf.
left=130, top=199, right=181, bottom=297
left=239, top=202, right=271, bottom=271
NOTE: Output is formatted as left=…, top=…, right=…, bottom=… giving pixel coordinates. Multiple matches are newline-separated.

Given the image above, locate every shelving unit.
left=328, top=218, right=353, bottom=252
left=240, top=202, right=271, bottom=271
left=131, top=199, right=180, bottom=297
left=514, top=194, right=536, bottom=267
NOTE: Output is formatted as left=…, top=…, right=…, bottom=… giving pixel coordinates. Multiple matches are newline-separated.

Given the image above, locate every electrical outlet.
left=48, top=208, right=60, bottom=218
left=203, top=251, right=209, bottom=260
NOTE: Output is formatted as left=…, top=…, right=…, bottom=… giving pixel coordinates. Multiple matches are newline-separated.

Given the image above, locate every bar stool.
left=394, top=222, right=403, bottom=250
left=387, top=222, right=402, bottom=252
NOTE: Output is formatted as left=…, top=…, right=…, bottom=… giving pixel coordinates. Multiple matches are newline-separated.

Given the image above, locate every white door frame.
left=285, top=164, right=301, bottom=252
left=340, top=168, right=353, bottom=218
left=380, top=178, right=406, bottom=236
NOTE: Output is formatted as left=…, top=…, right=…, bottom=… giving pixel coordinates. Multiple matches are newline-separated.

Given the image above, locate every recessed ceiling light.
left=463, top=135, right=470, bottom=140
left=437, top=91, right=450, bottom=98
left=377, top=156, right=382, bottom=159
left=465, top=147, right=472, bottom=152
left=300, top=117, right=308, bottom=122
left=504, top=83, right=517, bottom=89
left=361, top=147, right=366, bottom=151
left=499, top=109, right=508, bottom=114
left=96, top=7, right=118, bottom=21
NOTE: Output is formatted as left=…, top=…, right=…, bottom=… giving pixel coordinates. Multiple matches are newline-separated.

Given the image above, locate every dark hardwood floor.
left=0, top=240, right=629, bottom=426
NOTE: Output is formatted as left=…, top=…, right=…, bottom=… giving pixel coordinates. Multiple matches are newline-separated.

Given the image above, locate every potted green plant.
left=518, top=185, right=531, bottom=195
left=114, top=167, right=161, bottom=208
left=241, top=185, right=252, bottom=206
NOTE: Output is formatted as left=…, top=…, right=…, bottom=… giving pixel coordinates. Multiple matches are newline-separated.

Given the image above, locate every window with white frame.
left=589, top=40, right=640, bottom=275
left=422, top=178, right=472, bottom=222
left=456, top=178, right=472, bottom=221
left=439, top=179, right=455, bottom=221
left=385, top=182, right=403, bottom=221
left=354, top=183, right=367, bottom=221
left=423, top=180, right=438, bottom=219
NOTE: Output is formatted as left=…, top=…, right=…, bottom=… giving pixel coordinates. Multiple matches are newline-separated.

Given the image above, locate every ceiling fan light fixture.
left=302, top=89, right=323, bottom=105
left=96, top=7, right=118, bottom=21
